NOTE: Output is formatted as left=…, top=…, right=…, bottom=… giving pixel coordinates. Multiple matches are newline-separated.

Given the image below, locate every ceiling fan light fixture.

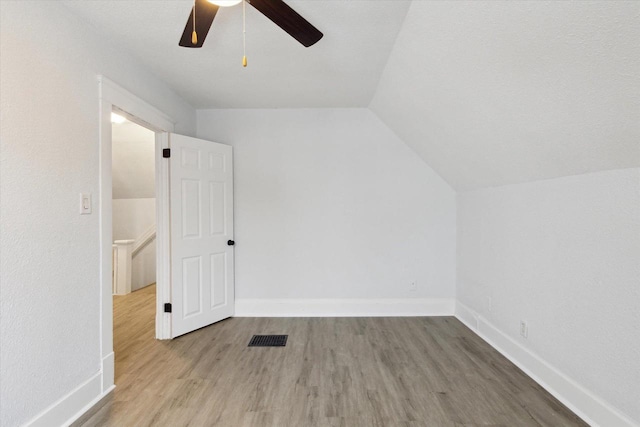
left=179, top=0, right=323, bottom=48
left=207, top=0, right=242, bottom=7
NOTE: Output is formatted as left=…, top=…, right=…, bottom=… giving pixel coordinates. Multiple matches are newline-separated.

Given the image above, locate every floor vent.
left=248, top=335, right=288, bottom=347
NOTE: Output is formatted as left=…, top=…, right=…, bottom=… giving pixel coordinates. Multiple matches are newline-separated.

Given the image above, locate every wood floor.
left=75, top=286, right=587, bottom=427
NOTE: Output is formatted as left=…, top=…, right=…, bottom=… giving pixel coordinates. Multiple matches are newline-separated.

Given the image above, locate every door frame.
left=98, top=76, right=174, bottom=393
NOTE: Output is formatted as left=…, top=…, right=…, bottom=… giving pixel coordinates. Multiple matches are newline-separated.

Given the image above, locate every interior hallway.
left=75, top=287, right=586, bottom=426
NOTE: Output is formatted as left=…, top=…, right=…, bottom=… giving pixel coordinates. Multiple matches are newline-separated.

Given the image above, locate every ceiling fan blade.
left=248, top=0, right=323, bottom=47
left=179, top=0, right=219, bottom=48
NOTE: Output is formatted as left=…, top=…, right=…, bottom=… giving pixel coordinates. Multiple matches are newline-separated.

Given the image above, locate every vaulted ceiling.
left=63, top=0, right=640, bottom=190
left=62, top=0, right=411, bottom=108
left=112, top=120, right=156, bottom=199
left=371, top=1, right=640, bottom=190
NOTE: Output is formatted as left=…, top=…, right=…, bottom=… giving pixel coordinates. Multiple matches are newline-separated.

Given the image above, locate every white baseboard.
left=455, top=302, right=638, bottom=427
left=101, top=352, right=115, bottom=392
left=24, top=372, right=103, bottom=427
left=23, top=352, right=117, bottom=427
left=235, top=297, right=455, bottom=317
left=63, top=384, right=115, bottom=427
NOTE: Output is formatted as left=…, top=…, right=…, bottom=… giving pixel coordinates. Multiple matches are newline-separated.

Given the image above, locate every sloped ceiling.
left=63, top=0, right=639, bottom=190
left=62, top=0, right=411, bottom=108
left=112, top=120, right=156, bottom=199
left=370, top=1, right=640, bottom=190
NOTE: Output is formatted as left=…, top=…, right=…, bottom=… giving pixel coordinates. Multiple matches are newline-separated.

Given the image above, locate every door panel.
left=209, top=182, right=226, bottom=234
left=169, top=133, right=234, bottom=338
left=211, top=252, right=227, bottom=308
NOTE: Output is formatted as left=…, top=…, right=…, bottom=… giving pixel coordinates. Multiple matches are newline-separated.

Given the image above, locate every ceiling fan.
left=178, top=0, right=323, bottom=49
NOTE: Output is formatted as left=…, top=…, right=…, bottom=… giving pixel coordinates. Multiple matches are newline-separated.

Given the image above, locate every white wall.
left=113, top=199, right=156, bottom=241
left=112, top=118, right=157, bottom=292
left=3, top=2, right=634, bottom=427
left=113, top=198, right=156, bottom=291
left=131, top=243, right=156, bottom=292
left=112, top=120, right=156, bottom=199
left=0, top=2, right=195, bottom=426
left=457, top=168, right=640, bottom=424
left=197, top=109, right=456, bottom=304
left=370, top=1, right=640, bottom=190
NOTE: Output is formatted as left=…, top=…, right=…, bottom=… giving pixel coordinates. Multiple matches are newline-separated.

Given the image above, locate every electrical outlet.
left=409, top=281, right=417, bottom=292
left=520, top=320, right=528, bottom=338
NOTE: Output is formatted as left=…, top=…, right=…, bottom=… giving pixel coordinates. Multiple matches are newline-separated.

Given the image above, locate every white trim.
left=455, top=300, right=479, bottom=330
left=98, top=95, right=114, bottom=394
left=132, top=224, right=156, bottom=257
left=64, top=385, right=115, bottom=427
left=155, top=133, right=172, bottom=339
left=455, top=302, right=638, bottom=427
left=98, top=75, right=175, bottom=401
left=99, top=76, right=173, bottom=132
left=112, top=240, right=135, bottom=295
left=235, top=298, right=455, bottom=317
left=101, top=352, right=115, bottom=393
left=22, top=373, right=107, bottom=427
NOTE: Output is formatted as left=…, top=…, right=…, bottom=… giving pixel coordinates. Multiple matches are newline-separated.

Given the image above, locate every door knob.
left=227, top=240, right=235, bottom=246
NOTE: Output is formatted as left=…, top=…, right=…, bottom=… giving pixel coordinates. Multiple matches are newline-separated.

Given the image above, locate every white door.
left=169, top=133, right=234, bottom=338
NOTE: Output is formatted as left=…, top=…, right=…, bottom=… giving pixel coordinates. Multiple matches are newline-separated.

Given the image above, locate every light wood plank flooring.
left=75, top=285, right=587, bottom=426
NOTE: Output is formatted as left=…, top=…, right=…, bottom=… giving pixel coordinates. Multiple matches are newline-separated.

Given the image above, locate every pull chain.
left=242, top=0, right=247, bottom=67
left=192, top=0, right=198, bottom=44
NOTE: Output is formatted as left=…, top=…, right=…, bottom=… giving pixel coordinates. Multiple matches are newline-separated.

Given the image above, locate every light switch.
left=80, top=193, right=92, bottom=215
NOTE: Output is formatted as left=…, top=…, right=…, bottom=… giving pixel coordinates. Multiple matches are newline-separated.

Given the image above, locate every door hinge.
left=163, top=148, right=171, bottom=158
left=164, top=303, right=172, bottom=313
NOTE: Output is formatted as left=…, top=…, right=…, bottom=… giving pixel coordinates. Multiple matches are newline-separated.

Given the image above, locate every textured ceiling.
left=371, top=1, right=640, bottom=190
left=62, top=0, right=411, bottom=108
left=66, top=0, right=639, bottom=190
left=112, top=120, right=156, bottom=199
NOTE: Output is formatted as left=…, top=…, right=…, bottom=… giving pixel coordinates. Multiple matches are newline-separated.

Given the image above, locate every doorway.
left=98, top=76, right=175, bottom=396
left=111, top=113, right=157, bottom=296
left=98, top=76, right=236, bottom=398
left=111, top=113, right=157, bottom=374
